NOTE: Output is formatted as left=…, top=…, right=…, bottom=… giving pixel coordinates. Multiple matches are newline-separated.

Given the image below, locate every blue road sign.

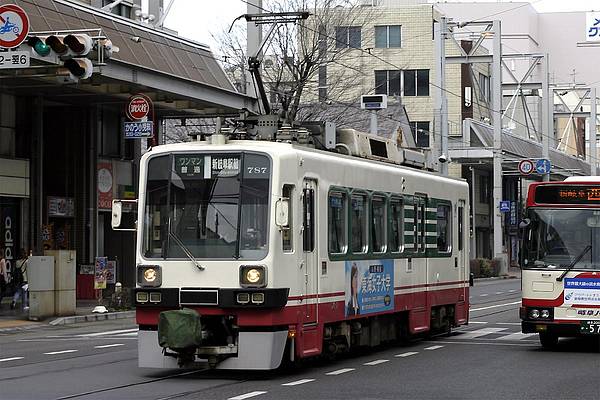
left=535, top=158, right=551, bottom=174
left=499, top=201, right=510, bottom=213
left=124, top=121, right=153, bottom=138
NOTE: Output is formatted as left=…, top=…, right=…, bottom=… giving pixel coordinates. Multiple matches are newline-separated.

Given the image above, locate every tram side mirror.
left=519, top=218, right=531, bottom=229
left=469, top=272, right=474, bottom=287
left=112, top=200, right=123, bottom=229
left=275, top=198, right=290, bottom=229
left=587, top=216, right=600, bottom=228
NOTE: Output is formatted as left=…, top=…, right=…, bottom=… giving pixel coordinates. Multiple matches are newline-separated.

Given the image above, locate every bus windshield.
left=522, top=208, right=600, bottom=270
left=142, top=152, right=270, bottom=260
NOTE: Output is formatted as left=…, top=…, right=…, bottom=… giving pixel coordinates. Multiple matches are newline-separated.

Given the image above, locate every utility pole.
left=541, top=53, right=550, bottom=182
left=434, top=17, right=448, bottom=175
left=246, top=0, right=262, bottom=98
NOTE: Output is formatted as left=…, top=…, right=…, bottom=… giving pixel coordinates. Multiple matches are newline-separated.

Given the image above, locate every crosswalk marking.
left=282, top=379, right=315, bottom=386
left=459, top=327, right=508, bottom=339
left=496, top=332, right=537, bottom=341
left=326, top=368, right=355, bottom=375
left=395, top=351, right=418, bottom=358
left=0, top=357, right=24, bottom=362
left=424, top=345, right=444, bottom=350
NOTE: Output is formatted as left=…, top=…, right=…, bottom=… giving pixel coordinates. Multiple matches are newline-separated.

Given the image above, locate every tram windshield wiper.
left=557, top=245, right=591, bottom=282
left=168, top=230, right=206, bottom=271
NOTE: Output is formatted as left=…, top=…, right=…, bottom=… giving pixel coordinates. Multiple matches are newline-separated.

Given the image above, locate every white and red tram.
left=119, top=135, right=470, bottom=369
left=520, top=177, right=600, bottom=348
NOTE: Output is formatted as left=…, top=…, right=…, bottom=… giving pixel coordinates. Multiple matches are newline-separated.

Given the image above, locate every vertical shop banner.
left=94, top=256, right=108, bottom=289
left=106, top=260, right=116, bottom=284
left=345, top=260, right=394, bottom=317
left=2, top=204, right=17, bottom=280
left=97, top=162, right=113, bottom=211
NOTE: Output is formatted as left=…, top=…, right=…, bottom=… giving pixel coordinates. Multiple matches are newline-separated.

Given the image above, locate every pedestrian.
left=0, top=247, right=9, bottom=307
left=11, top=248, right=29, bottom=310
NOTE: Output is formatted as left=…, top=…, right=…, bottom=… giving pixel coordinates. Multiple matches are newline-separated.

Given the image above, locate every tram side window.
left=351, top=193, right=368, bottom=253
left=282, top=185, right=294, bottom=252
left=372, top=195, right=387, bottom=253
left=328, top=191, right=347, bottom=254
left=437, top=204, right=451, bottom=253
left=303, top=188, right=315, bottom=252
left=389, top=198, right=403, bottom=252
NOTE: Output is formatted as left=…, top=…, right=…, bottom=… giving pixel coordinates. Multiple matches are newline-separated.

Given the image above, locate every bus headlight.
left=137, top=265, right=161, bottom=287
left=529, top=309, right=540, bottom=319
left=240, top=266, right=266, bottom=287
left=540, top=309, right=550, bottom=319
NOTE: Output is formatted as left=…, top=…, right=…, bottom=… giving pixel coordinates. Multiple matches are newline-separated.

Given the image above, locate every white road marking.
left=0, top=357, right=24, bottom=362
left=116, top=332, right=138, bottom=337
left=94, top=343, right=125, bottom=349
left=326, top=368, right=355, bottom=375
left=480, top=294, right=489, bottom=297
left=497, top=322, right=521, bottom=326
left=78, top=328, right=138, bottom=337
left=460, top=327, right=508, bottom=339
left=495, top=292, right=504, bottom=295
left=497, top=332, right=537, bottom=341
left=424, top=345, right=444, bottom=350
left=44, top=350, right=78, bottom=355
left=469, top=321, right=488, bottom=324
left=395, top=351, right=418, bottom=358
left=228, top=391, right=268, bottom=400
left=508, top=290, right=517, bottom=293
left=427, top=340, right=535, bottom=347
left=282, top=379, right=315, bottom=386
left=363, top=359, right=389, bottom=366
left=470, top=301, right=521, bottom=312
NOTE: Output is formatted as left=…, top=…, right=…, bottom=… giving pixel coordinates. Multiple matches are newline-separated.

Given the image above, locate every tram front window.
left=522, top=209, right=600, bottom=270
left=143, top=153, right=270, bottom=260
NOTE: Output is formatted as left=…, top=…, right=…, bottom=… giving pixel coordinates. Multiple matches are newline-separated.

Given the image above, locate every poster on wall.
left=2, top=204, right=18, bottom=281
left=47, top=197, right=74, bottom=217
left=42, top=223, right=54, bottom=250
left=97, top=162, right=113, bottom=211
left=94, top=256, right=108, bottom=289
left=345, top=260, right=394, bottom=317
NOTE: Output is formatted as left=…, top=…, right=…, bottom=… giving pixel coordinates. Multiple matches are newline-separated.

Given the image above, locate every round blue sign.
left=535, top=159, right=551, bottom=174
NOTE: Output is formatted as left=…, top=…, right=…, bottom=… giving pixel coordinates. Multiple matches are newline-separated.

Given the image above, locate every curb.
left=474, top=275, right=519, bottom=282
left=49, top=310, right=135, bottom=326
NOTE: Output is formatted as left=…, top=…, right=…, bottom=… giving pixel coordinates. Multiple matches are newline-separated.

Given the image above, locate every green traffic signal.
left=27, top=37, right=51, bottom=57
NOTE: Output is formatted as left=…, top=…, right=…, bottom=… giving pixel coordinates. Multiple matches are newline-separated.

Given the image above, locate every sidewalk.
left=0, top=298, right=134, bottom=332
left=474, top=266, right=521, bottom=282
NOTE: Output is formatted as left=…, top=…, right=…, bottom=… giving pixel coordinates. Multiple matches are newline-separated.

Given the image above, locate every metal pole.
left=591, top=87, right=597, bottom=175
left=434, top=17, right=448, bottom=175
left=541, top=53, right=550, bottom=182
left=34, top=97, right=43, bottom=255
left=470, top=166, right=477, bottom=260
left=246, top=0, right=262, bottom=97
left=492, top=20, right=506, bottom=274
left=370, top=111, right=377, bottom=135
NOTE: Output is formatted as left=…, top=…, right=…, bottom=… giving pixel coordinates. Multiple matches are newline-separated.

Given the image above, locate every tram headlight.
left=240, top=265, right=266, bottom=288
left=529, top=309, right=540, bottom=319
left=137, top=265, right=162, bottom=287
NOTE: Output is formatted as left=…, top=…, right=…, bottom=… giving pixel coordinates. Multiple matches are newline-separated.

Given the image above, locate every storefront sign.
left=97, top=162, right=113, bottom=211
left=48, top=196, right=74, bottom=217
left=2, top=205, right=17, bottom=279
left=124, top=94, right=154, bottom=141
left=586, top=12, right=600, bottom=42
left=124, top=121, right=153, bottom=138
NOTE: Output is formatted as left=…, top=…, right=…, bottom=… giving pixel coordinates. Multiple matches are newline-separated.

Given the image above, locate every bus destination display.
left=535, top=185, right=600, bottom=204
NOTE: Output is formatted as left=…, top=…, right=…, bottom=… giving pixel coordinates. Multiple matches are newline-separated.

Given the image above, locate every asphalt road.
left=1, top=278, right=598, bottom=400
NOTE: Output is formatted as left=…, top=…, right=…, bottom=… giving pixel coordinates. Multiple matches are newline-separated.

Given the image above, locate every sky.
left=158, top=0, right=599, bottom=51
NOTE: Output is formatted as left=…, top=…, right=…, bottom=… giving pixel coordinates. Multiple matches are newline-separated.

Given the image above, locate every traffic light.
left=25, top=33, right=96, bottom=80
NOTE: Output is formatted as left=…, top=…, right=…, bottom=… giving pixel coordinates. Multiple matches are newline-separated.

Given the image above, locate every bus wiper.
left=168, top=230, right=206, bottom=271
left=557, top=245, right=591, bottom=282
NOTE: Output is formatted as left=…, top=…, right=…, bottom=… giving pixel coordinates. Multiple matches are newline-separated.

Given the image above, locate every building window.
left=404, top=69, right=429, bottom=96
left=375, top=70, right=401, bottom=96
left=328, top=191, right=347, bottom=254
left=411, top=121, right=430, bottom=148
left=318, top=65, right=327, bottom=102
left=437, top=204, right=451, bottom=253
left=375, top=25, right=401, bottom=48
left=335, top=26, right=361, bottom=49
left=479, top=73, right=490, bottom=101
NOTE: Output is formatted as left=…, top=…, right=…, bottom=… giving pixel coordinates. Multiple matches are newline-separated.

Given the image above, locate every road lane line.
left=508, top=290, right=516, bottom=293
left=424, top=345, right=444, bottom=350
left=480, top=294, right=489, bottom=297
left=470, top=301, right=521, bottom=312
left=395, top=351, right=418, bottom=358
left=459, top=327, right=507, bottom=339
left=228, top=391, right=268, bottom=400
left=425, top=340, right=535, bottom=347
left=0, top=357, right=24, bottom=362
left=495, top=292, right=504, bottom=295
left=94, top=344, right=125, bottom=349
left=44, top=350, right=78, bottom=355
left=363, top=359, right=389, bottom=366
left=282, top=379, right=315, bottom=386
left=469, top=321, right=488, bottom=324
left=78, top=328, right=138, bottom=337
left=496, top=322, right=521, bottom=326
left=326, top=368, right=355, bottom=375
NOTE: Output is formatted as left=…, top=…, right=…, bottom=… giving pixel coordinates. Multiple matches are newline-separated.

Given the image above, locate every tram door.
left=302, top=179, right=318, bottom=325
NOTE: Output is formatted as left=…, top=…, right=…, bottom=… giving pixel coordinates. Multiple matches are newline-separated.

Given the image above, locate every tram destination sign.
left=534, top=185, right=600, bottom=204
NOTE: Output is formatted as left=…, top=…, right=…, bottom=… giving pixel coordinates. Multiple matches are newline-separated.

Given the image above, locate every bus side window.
left=282, top=184, right=294, bottom=252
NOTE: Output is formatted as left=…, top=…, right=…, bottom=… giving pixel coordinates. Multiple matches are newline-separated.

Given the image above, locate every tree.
left=213, top=0, right=380, bottom=125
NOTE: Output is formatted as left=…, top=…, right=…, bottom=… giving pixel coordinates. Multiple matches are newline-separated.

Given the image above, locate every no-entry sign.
left=126, top=94, right=152, bottom=121
left=0, top=4, right=29, bottom=49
